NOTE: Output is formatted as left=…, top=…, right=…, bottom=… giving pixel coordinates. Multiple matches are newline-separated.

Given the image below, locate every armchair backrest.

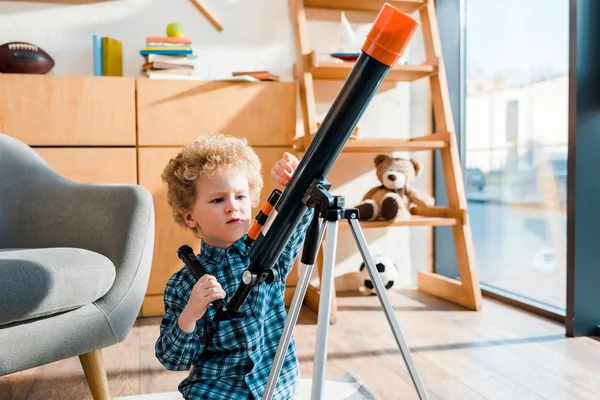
left=0, top=133, right=66, bottom=247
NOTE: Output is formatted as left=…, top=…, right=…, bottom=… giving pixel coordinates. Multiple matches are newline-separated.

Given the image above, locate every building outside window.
left=464, top=0, right=569, bottom=311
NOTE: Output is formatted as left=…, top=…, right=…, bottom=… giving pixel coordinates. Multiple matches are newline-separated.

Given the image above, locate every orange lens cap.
left=361, top=3, right=421, bottom=67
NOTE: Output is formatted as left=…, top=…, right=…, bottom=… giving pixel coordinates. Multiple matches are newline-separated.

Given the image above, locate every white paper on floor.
left=295, top=379, right=366, bottom=399
left=116, top=393, right=182, bottom=400
left=115, top=371, right=380, bottom=400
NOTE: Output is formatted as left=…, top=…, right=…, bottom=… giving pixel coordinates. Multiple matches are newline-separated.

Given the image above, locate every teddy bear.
left=355, top=154, right=435, bottom=221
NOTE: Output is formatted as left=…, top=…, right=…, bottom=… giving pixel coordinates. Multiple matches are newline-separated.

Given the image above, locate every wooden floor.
left=2, top=289, right=600, bottom=400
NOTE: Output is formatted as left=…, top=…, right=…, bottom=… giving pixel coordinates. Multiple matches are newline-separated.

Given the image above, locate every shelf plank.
left=339, top=215, right=459, bottom=229
left=417, top=271, right=479, bottom=310
left=295, top=51, right=437, bottom=83
left=309, top=61, right=436, bottom=82
left=411, top=206, right=465, bottom=222
left=304, top=0, right=426, bottom=14
left=343, top=136, right=446, bottom=152
left=304, top=285, right=337, bottom=324
left=24, top=0, right=108, bottom=3
left=295, top=133, right=448, bottom=153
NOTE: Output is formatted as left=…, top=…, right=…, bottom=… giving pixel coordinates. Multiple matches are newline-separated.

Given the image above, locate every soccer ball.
left=358, top=254, right=398, bottom=295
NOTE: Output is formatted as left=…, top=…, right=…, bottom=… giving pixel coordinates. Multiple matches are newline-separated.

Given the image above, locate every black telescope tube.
left=217, top=4, right=420, bottom=319
left=220, top=55, right=391, bottom=317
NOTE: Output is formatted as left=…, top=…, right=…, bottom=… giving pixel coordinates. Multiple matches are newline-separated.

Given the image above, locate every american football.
left=0, top=42, right=55, bottom=74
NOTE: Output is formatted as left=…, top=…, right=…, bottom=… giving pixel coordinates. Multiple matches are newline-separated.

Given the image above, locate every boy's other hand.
left=178, top=274, right=226, bottom=333
left=272, top=152, right=299, bottom=187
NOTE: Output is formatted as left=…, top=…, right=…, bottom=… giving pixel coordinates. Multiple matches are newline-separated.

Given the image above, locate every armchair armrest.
left=21, top=182, right=153, bottom=339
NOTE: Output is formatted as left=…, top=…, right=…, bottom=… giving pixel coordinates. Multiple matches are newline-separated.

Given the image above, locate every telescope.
left=175, top=4, right=429, bottom=398
left=215, top=3, right=421, bottom=321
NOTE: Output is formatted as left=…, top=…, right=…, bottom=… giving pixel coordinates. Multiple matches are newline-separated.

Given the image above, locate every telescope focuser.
left=241, top=267, right=279, bottom=287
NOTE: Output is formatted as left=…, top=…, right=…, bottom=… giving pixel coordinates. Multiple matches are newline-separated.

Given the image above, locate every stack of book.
left=139, top=36, right=195, bottom=79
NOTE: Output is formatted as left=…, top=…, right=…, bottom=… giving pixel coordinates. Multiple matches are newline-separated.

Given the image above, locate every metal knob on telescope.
left=177, top=245, right=226, bottom=313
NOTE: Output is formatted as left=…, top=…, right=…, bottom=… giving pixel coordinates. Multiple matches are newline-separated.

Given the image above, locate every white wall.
left=0, top=0, right=433, bottom=290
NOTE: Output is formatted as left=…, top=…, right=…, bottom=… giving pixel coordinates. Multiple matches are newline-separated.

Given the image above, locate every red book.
left=146, top=36, right=192, bottom=44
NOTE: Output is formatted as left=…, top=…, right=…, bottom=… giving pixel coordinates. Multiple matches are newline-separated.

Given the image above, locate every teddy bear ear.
left=410, top=159, right=422, bottom=176
left=374, top=154, right=390, bottom=166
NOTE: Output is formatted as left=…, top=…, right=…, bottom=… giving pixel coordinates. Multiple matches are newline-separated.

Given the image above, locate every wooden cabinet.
left=136, top=79, right=296, bottom=146
left=1, top=73, right=297, bottom=317
left=0, top=75, right=138, bottom=185
left=33, top=148, right=137, bottom=184
left=0, top=74, right=136, bottom=146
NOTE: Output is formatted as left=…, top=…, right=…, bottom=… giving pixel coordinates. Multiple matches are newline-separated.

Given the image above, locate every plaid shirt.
left=156, top=209, right=314, bottom=400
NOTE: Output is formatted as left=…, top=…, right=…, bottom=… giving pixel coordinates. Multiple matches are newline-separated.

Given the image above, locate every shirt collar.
left=198, top=235, right=249, bottom=266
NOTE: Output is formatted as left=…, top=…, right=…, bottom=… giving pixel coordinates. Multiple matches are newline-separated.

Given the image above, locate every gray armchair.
left=0, top=133, right=155, bottom=399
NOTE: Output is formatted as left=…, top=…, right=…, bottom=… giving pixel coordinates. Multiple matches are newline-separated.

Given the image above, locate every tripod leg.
left=262, top=261, right=315, bottom=400
left=348, top=218, right=429, bottom=400
left=311, top=220, right=338, bottom=400
left=263, top=215, right=326, bottom=400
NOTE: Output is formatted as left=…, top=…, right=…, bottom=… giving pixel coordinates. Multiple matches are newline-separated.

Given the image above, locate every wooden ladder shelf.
left=289, top=0, right=482, bottom=323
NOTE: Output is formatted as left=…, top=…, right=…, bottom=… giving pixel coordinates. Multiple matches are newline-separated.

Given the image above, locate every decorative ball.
left=166, top=22, right=184, bottom=38
left=358, top=255, right=398, bottom=295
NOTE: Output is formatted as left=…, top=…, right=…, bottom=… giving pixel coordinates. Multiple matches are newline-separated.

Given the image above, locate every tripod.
left=262, top=179, right=429, bottom=400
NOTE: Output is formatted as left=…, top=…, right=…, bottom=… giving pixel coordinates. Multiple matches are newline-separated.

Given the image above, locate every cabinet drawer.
left=0, top=74, right=136, bottom=146
left=136, top=79, right=296, bottom=146
left=34, top=148, right=137, bottom=184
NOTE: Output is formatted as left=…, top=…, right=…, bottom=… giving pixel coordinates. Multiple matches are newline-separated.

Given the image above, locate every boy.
left=156, top=133, right=313, bottom=400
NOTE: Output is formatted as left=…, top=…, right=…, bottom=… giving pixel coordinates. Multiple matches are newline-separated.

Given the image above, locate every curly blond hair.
left=162, top=134, right=263, bottom=235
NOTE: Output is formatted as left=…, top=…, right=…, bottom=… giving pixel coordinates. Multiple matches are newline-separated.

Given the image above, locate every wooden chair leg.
left=79, top=349, right=111, bottom=400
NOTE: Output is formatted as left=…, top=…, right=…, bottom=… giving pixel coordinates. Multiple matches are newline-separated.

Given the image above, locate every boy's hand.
left=178, top=274, right=226, bottom=333
left=272, top=152, right=299, bottom=187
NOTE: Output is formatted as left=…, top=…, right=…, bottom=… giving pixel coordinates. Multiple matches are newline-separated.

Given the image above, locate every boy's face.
left=183, top=169, right=252, bottom=248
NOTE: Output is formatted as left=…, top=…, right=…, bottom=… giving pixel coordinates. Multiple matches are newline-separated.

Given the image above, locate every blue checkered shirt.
left=156, top=209, right=313, bottom=400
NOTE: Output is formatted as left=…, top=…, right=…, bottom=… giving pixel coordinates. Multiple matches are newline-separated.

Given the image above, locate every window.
left=464, top=0, right=569, bottom=311
left=505, top=100, right=518, bottom=142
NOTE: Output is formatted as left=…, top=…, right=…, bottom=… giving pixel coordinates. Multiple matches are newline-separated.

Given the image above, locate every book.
left=146, top=41, right=191, bottom=48
left=146, top=36, right=192, bottom=44
left=139, top=48, right=193, bottom=56
left=102, top=37, right=122, bottom=76
left=142, top=61, right=194, bottom=70
left=93, top=35, right=103, bottom=76
left=144, top=54, right=191, bottom=64
left=142, top=46, right=191, bottom=51
left=144, top=68, right=193, bottom=76
left=142, top=62, right=194, bottom=71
